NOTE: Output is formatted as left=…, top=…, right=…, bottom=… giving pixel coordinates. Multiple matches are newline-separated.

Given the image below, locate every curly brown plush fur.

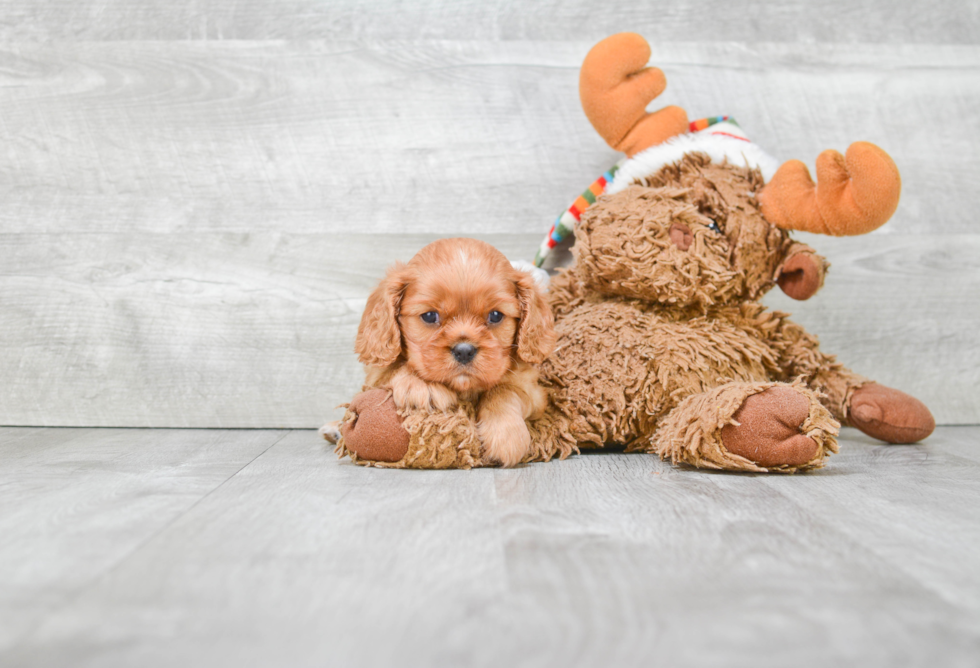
left=535, top=154, right=929, bottom=472
left=336, top=152, right=933, bottom=473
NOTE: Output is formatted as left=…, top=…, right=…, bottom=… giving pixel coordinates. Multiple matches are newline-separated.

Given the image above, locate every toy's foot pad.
left=849, top=383, right=935, bottom=444
left=721, top=386, right=819, bottom=468
left=340, top=389, right=410, bottom=463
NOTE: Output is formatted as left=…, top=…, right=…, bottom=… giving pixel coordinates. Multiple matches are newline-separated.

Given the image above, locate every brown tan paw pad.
left=721, top=386, right=819, bottom=468
left=340, top=389, right=410, bottom=463
left=849, top=383, right=935, bottom=444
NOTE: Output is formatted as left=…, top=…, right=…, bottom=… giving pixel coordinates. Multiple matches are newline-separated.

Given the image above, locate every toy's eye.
left=487, top=310, right=504, bottom=324
left=420, top=311, right=440, bottom=325
left=707, top=221, right=722, bottom=234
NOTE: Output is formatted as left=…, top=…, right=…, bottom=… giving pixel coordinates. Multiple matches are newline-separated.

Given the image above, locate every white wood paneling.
left=0, top=27, right=977, bottom=426
left=1, top=232, right=976, bottom=427
left=0, top=41, right=977, bottom=235
left=1, top=426, right=979, bottom=666
left=1, top=0, right=978, bottom=43
left=0, top=233, right=536, bottom=427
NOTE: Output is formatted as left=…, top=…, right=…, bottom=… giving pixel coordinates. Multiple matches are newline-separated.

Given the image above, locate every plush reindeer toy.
left=335, top=33, right=935, bottom=472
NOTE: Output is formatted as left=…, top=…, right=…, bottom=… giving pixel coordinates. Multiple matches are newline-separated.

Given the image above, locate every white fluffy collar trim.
left=606, top=122, right=780, bottom=195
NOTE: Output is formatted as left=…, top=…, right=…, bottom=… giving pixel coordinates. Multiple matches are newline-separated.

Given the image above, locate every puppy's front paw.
left=390, top=370, right=458, bottom=412
left=477, top=410, right=532, bottom=468
left=319, top=420, right=342, bottom=444
left=426, top=383, right=459, bottom=412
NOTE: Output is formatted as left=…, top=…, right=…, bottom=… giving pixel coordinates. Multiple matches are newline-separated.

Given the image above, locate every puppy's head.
left=355, top=238, right=555, bottom=393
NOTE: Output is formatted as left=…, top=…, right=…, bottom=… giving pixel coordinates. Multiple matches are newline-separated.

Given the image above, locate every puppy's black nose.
left=451, top=343, right=478, bottom=365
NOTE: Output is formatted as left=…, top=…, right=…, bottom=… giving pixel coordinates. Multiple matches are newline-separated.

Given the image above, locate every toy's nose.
left=669, top=222, right=693, bottom=251
left=451, top=343, right=478, bottom=365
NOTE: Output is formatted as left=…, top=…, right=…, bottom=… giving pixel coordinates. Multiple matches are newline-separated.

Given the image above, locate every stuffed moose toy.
left=332, top=33, right=935, bottom=473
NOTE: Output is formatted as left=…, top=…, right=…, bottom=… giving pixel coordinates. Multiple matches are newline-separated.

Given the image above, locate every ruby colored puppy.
left=350, top=238, right=555, bottom=467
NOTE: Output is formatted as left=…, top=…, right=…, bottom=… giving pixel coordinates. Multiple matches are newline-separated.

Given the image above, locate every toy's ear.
left=514, top=270, right=556, bottom=364
left=776, top=243, right=828, bottom=301
left=355, top=263, right=412, bottom=367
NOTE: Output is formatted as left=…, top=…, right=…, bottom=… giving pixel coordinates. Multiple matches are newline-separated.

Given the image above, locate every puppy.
left=350, top=238, right=556, bottom=467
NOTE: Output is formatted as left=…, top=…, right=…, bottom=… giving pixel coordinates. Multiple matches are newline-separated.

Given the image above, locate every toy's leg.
left=776, top=317, right=934, bottom=443
left=799, top=360, right=934, bottom=444
left=846, top=383, right=935, bottom=443
left=777, top=318, right=866, bottom=420
left=651, top=381, right=839, bottom=473
left=805, top=363, right=867, bottom=419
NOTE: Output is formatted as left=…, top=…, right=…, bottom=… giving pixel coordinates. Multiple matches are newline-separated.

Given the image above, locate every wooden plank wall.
left=1, top=2, right=978, bottom=427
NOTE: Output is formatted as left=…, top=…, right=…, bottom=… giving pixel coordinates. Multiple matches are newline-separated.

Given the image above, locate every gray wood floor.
left=2, top=426, right=978, bottom=668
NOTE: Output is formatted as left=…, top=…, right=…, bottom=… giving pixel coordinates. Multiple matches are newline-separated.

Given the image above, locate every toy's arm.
left=775, top=242, right=829, bottom=301
left=768, top=242, right=857, bottom=413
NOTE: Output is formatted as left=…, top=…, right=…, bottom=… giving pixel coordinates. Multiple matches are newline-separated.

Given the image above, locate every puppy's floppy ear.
left=514, top=270, right=557, bottom=364
left=355, top=263, right=412, bottom=367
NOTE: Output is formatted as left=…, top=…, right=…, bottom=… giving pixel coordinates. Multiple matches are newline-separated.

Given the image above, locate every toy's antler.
left=760, top=142, right=901, bottom=236
left=579, top=33, right=688, bottom=157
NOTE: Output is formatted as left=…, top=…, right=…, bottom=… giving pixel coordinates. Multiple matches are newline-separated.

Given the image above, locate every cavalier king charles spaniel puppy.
left=351, top=237, right=556, bottom=467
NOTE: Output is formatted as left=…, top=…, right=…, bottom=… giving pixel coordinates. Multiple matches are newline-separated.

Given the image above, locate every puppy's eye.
left=420, top=311, right=440, bottom=325
left=707, top=221, right=722, bottom=234
left=487, top=310, right=504, bottom=324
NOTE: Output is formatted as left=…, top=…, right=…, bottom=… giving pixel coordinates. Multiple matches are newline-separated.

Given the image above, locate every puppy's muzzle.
left=451, top=342, right=478, bottom=365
